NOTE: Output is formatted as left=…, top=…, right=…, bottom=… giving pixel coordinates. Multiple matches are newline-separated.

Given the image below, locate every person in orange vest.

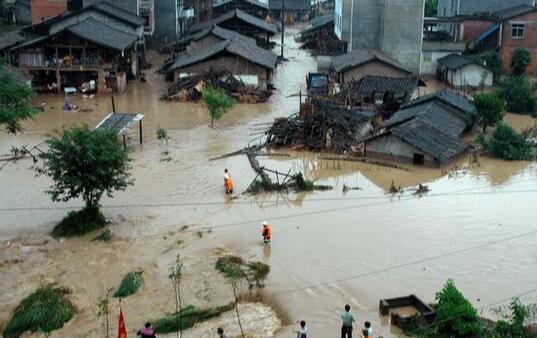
left=224, top=169, right=234, bottom=194
left=261, top=221, right=272, bottom=243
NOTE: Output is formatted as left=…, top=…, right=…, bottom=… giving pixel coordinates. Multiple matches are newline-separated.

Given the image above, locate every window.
left=423, top=52, right=433, bottom=64
left=512, top=24, right=524, bottom=39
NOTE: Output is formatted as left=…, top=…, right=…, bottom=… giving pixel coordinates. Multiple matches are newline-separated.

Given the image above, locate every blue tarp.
left=476, top=24, right=499, bottom=42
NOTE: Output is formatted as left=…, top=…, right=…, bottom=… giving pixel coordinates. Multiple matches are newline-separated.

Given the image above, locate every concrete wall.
left=31, top=0, right=67, bottom=23
left=340, top=60, right=409, bottom=83
left=380, top=0, right=424, bottom=74
left=14, top=1, right=31, bottom=24
left=153, top=0, right=178, bottom=47
left=447, top=64, right=493, bottom=88
left=438, top=0, right=534, bottom=17
left=349, top=0, right=382, bottom=50
left=365, top=134, right=438, bottom=166
left=500, top=11, right=537, bottom=74
left=173, top=55, right=270, bottom=89
left=333, top=0, right=349, bottom=40
left=421, top=50, right=460, bottom=75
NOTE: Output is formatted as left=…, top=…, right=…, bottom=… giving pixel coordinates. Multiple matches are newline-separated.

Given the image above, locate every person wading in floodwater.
left=137, top=322, right=156, bottom=338
left=340, top=304, right=355, bottom=338
left=294, top=320, right=308, bottom=338
left=224, top=169, right=234, bottom=194
left=261, top=221, right=272, bottom=243
left=217, top=327, right=227, bottom=338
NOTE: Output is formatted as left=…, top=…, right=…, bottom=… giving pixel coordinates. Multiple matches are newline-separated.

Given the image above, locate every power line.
left=267, top=227, right=537, bottom=297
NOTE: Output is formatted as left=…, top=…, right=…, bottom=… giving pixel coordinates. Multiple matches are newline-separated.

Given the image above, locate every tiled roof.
left=213, top=0, right=269, bottom=10
left=402, top=90, right=475, bottom=115
left=67, top=17, right=139, bottom=50
left=438, top=53, right=481, bottom=70
left=190, top=9, right=278, bottom=34
left=269, top=0, right=310, bottom=11
left=169, top=37, right=277, bottom=72
left=93, top=1, right=145, bottom=26
left=355, top=75, right=418, bottom=100
left=0, top=29, right=24, bottom=51
left=492, top=4, right=537, bottom=21
left=331, top=48, right=412, bottom=74
left=190, top=24, right=257, bottom=45
left=308, top=14, right=333, bottom=28
left=391, top=117, right=468, bottom=164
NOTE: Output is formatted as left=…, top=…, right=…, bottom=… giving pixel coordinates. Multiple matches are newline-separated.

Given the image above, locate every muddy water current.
left=1, top=27, right=537, bottom=337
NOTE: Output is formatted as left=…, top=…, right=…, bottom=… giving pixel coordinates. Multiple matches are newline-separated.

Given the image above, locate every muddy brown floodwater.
left=1, top=26, right=537, bottom=337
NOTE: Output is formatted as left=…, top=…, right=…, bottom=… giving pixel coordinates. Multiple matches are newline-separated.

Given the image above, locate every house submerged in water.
left=364, top=90, right=475, bottom=166
left=1, top=2, right=145, bottom=94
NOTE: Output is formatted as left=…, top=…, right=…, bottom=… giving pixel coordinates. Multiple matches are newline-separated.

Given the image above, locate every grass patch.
left=153, top=303, right=234, bottom=333
left=3, top=284, right=75, bottom=338
left=51, top=207, right=106, bottom=238
left=91, top=229, right=112, bottom=242
left=216, top=255, right=270, bottom=288
left=113, top=271, right=143, bottom=298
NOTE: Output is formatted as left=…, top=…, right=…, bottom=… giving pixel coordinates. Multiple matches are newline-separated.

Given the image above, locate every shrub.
left=113, top=271, right=143, bottom=298
left=485, top=123, right=533, bottom=161
left=3, top=284, right=75, bottom=338
left=215, top=255, right=245, bottom=279
left=156, top=128, right=169, bottom=142
left=495, top=76, right=537, bottom=114
left=433, top=279, right=483, bottom=337
left=511, top=47, right=532, bottom=76
left=203, top=86, right=235, bottom=128
left=153, top=303, right=234, bottom=333
left=248, top=261, right=270, bottom=281
left=92, top=229, right=113, bottom=241
left=482, top=51, right=503, bottom=78
left=294, top=172, right=315, bottom=191
left=51, top=207, right=107, bottom=238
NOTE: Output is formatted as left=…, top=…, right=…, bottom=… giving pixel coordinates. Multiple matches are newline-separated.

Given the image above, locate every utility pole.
left=280, top=0, right=284, bottom=58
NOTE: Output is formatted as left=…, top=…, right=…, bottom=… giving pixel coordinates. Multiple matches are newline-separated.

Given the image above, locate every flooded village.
left=1, top=0, right=537, bottom=337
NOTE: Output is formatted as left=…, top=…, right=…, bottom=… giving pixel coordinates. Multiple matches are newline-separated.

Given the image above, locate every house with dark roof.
left=437, top=53, right=493, bottom=88
left=330, top=48, right=412, bottom=84
left=167, top=36, right=277, bottom=89
left=185, top=24, right=256, bottom=53
left=354, top=75, right=419, bottom=105
left=2, top=2, right=145, bottom=94
left=269, top=0, right=310, bottom=23
left=213, top=0, right=270, bottom=20
left=363, top=90, right=474, bottom=166
left=189, top=9, right=278, bottom=48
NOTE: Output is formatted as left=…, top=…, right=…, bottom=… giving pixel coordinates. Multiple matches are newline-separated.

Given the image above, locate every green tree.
left=203, top=86, right=235, bottom=128
left=433, top=279, right=483, bottom=337
left=36, top=126, right=133, bottom=235
left=473, top=92, right=504, bottom=132
left=0, top=61, right=36, bottom=133
left=511, top=47, right=532, bottom=76
left=424, top=0, right=438, bottom=17
left=495, top=76, right=537, bottom=114
left=482, top=123, right=533, bottom=161
left=483, top=52, right=502, bottom=78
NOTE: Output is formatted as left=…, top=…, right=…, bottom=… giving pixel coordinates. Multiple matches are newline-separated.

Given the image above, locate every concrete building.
left=437, top=0, right=534, bottom=17
left=421, top=40, right=465, bottom=75
left=437, top=53, right=493, bottom=88
left=334, top=0, right=424, bottom=74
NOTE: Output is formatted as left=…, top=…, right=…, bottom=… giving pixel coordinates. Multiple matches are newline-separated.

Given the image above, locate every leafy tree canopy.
left=473, top=92, right=504, bottom=132
left=203, top=86, right=235, bottom=128
left=0, top=61, right=36, bottom=133
left=36, top=126, right=133, bottom=209
left=511, top=47, right=532, bottom=76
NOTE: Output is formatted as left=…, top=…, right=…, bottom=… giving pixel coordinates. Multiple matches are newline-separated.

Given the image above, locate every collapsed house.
left=266, top=99, right=375, bottom=152
left=330, top=48, right=413, bottom=84
left=188, top=9, right=278, bottom=48
left=364, top=90, right=475, bottom=166
left=297, top=14, right=346, bottom=56
left=1, top=2, right=145, bottom=94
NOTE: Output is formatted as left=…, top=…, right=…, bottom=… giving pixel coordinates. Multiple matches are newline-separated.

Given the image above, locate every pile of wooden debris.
left=161, top=68, right=272, bottom=103
left=265, top=100, right=375, bottom=153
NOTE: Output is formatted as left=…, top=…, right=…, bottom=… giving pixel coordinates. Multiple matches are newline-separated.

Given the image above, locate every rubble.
left=265, top=99, right=374, bottom=153
left=161, top=68, right=272, bottom=103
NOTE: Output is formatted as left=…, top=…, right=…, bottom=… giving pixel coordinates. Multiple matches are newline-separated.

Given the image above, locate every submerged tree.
left=97, top=292, right=111, bottom=338
left=0, top=61, right=37, bottom=133
left=36, top=126, right=133, bottom=236
left=203, top=86, right=235, bottom=128
left=495, top=76, right=537, bottom=114
left=511, top=47, right=532, bottom=76
left=473, top=92, right=504, bottom=133
left=169, top=255, right=183, bottom=338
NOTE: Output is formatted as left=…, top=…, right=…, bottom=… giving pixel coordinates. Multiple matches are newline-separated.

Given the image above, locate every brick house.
left=31, top=0, right=67, bottom=23
left=497, top=5, right=537, bottom=73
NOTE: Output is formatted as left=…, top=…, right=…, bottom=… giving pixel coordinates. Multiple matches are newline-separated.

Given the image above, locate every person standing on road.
left=217, top=327, right=227, bottom=338
left=224, top=169, right=234, bottom=194
left=295, top=320, right=307, bottom=338
left=261, top=221, right=272, bottom=243
left=362, top=321, right=372, bottom=338
left=340, top=304, right=355, bottom=338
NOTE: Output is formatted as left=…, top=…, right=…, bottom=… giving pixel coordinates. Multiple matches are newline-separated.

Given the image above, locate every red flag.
left=118, top=306, right=127, bottom=338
